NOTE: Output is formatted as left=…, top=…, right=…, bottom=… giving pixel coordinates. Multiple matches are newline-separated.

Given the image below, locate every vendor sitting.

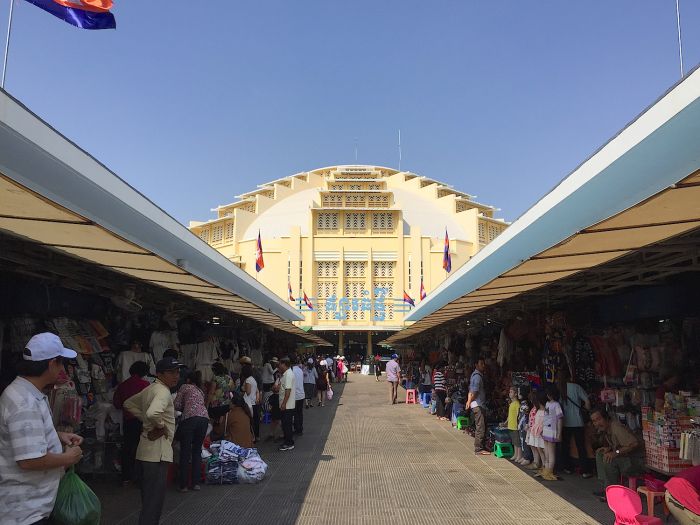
left=665, top=465, right=700, bottom=525
left=590, top=407, right=644, bottom=500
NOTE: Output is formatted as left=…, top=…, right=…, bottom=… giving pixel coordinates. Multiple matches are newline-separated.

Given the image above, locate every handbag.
left=326, top=386, right=333, bottom=401
left=599, top=376, right=615, bottom=404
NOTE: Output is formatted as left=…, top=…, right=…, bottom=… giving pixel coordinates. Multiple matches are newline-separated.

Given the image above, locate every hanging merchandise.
left=148, top=329, right=179, bottom=363
left=623, top=346, right=637, bottom=385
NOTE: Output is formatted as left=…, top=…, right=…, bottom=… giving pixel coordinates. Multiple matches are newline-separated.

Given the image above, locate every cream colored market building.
left=190, top=165, right=508, bottom=353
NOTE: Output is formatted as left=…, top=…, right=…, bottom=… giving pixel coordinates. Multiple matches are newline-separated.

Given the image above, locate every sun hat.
left=24, top=333, right=77, bottom=361
left=239, top=356, right=252, bottom=365
left=307, top=358, right=314, bottom=364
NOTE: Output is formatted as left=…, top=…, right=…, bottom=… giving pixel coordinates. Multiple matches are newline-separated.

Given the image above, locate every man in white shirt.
left=278, top=357, right=296, bottom=451
left=292, top=358, right=306, bottom=435
left=0, top=333, right=84, bottom=525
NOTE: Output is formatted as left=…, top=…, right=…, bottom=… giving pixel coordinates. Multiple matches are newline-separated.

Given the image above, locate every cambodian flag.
left=255, top=231, right=264, bottom=272
left=420, top=279, right=427, bottom=301
left=288, top=282, right=294, bottom=302
left=24, top=0, right=116, bottom=29
left=403, top=291, right=415, bottom=307
left=303, top=292, right=314, bottom=310
left=442, top=229, right=452, bottom=273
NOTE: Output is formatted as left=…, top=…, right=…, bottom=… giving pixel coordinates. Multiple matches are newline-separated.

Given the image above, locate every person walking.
left=278, top=357, right=296, bottom=451
left=316, top=361, right=329, bottom=407
left=325, top=355, right=335, bottom=382
left=0, top=333, right=84, bottom=525
left=173, top=370, right=209, bottom=492
left=559, top=368, right=593, bottom=478
left=385, top=354, right=401, bottom=404
left=240, top=361, right=260, bottom=444
left=467, top=357, right=490, bottom=455
left=292, top=358, right=305, bottom=435
left=303, top=358, right=318, bottom=409
left=113, top=360, right=150, bottom=486
left=374, top=356, right=382, bottom=381
left=124, top=357, right=183, bottom=525
left=433, top=364, right=448, bottom=420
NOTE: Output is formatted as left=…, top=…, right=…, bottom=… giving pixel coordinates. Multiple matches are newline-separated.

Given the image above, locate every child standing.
left=505, top=387, right=522, bottom=462
left=541, top=384, right=564, bottom=481
left=526, top=390, right=545, bottom=472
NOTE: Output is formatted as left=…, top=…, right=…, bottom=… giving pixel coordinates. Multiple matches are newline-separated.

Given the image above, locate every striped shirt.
left=0, top=377, right=64, bottom=525
left=433, top=372, right=447, bottom=391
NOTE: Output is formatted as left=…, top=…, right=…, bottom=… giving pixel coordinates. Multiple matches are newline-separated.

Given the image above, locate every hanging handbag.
left=623, top=346, right=637, bottom=385
left=600, top=376, right=616, bottom=404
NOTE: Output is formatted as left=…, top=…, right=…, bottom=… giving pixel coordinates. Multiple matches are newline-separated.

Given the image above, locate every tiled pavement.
left=90, top=374, right=621, bottom=525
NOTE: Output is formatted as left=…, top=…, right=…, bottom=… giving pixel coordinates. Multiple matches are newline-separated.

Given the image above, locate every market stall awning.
left=386, top=65, right=700, bottom=345
left=0, top=90, right=331, bottom=347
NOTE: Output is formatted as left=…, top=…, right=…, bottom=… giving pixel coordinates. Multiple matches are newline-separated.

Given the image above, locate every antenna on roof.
left=675, top=0, right=685, bottom=78
left=398, top=129, right=402, bottom=171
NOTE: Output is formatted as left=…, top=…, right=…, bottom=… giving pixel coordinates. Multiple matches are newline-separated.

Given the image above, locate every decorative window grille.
left=373, top=280, right=394, bottom=320
left=224, top=221, right=235, bottom=240
left=343, top=281, right=368, bottom=321
left=259, top=190, right=274, bottom=199
left=277, top=180, right=291, bottom=187
left=329, top=184, right=343, bottom=190
left=239, top=202, right=256, bottom=213
left=420, top=180, right=433, bottom=188
left=317, top=261, right=339, bottom=278
left=478, top=222, right=486, bottom=243
left=372, top=261, right=395, bottom=278
left=198, top=229, right=209, bottom=243
left=368, top=183, right=381, bottom=190
left=344, top=212, right=366, bottom=231
left=349, top=184, right=362, bottom=191
left=317, top=212, right=339, bottom=231
left=345, top=193, right=365, bottom=207
left=316, top=279, right=338, bottom=321
left=371, top=212, right=394, bottom=232
left=488, top=225, right=501, bottom=242
left=211, top=225, right=224, bottom=243
left=344, top=261, right=366, bottom=278
left=456, top=201, right=469, bottom=213
left=367, top=194, right=389, bottom=208
left=438, top=189, right=453, bottom=198
left=322, top=194, right=344, bottom=207
left=408, top=257, right=412, bottom=290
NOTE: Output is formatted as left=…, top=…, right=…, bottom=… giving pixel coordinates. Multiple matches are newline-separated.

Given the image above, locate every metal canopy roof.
left=386, top=65, right=700, bottom=345
left=0, top=91, right=330, bottom=347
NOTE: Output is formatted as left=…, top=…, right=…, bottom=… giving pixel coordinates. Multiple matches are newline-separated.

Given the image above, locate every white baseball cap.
left=24, top=333, right=77, bottom=361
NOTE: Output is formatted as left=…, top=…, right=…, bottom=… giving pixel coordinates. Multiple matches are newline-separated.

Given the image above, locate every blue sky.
left=3, top=1, right=699, bottom=224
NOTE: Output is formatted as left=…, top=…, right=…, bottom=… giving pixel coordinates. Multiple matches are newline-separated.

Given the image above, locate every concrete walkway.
left=92, top=373, right=612, bottom=525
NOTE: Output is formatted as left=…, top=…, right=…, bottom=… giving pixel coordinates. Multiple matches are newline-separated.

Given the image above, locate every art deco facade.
left=189, top=166, right=508, bottom=351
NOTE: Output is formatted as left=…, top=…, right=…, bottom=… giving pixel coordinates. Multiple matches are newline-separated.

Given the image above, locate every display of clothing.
left=116, top=351, right=155, bottom=382
left=572, top=336, right=596, bottom=386
left=148, top=330, right=179, bottom=363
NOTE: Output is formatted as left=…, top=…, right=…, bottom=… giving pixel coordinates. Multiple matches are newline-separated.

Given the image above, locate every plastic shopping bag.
left=326, top=386, right=333, bottom=401
left=52, top=467, right=101, bottom=525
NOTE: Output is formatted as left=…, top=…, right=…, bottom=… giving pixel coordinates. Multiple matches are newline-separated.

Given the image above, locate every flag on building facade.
left=288, top=282, right=294, bottom=302
left=255, top=231, right=264, bottom=272
left=403, top=291, right=415, bottom=307
left=442, top=229, right=452, bottom=273
left=24, top=0, right=116, bottom=29
left=420, top=278, right=427, bottom=300
left=303, top=292, right=313, bottom=310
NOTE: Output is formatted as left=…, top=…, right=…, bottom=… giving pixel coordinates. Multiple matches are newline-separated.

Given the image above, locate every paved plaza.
left=93, top=374, right=613, bottom=525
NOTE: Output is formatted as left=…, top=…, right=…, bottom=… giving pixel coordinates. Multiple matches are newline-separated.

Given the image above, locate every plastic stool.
left=406, top=389, right=418, bottom=404
left=637, top=486, right=670, bottom=519
left=493, top=441, right=514, bottom=458
left=262, top=411, right=271, bottom=424
left=622, top=475, right=640, bottom=490
left=456, top=416, right=471, bottom=430
left=421, top=393, right=432, bottom=408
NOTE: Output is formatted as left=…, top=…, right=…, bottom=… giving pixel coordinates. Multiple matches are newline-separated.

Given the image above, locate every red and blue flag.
left=303, top=292, right=314, bottom=310
left=420, top=279, right=427, bottom=301
left=403, top=291, right=415, bottom=307
left=288, top=282, right=295, bottom=302
left=255, top=231, right=264, bottom=272
left=24, top=0, right=116, bottom=29
left=442, top=229, right=452, bottom=273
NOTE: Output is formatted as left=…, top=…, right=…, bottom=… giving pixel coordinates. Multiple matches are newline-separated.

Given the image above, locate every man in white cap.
left=0, top=332, right=84, bottom=525
left=124, top=356, right=184, bottom=525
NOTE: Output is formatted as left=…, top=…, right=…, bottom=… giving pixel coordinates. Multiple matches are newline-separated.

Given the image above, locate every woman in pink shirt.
left=174, top=370, right=209, bottom=492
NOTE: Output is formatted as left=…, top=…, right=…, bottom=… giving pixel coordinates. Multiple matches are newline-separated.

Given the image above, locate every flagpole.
left=2, top=0, right=15, bottom=90
left=675, top=0, right=684, bottom=78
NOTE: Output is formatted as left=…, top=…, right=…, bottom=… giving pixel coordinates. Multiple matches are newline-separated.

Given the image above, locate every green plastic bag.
left=52, top=467, right=101, bottom=525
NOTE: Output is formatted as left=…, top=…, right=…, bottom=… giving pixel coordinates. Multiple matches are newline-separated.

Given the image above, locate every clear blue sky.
left=3, top=1, right=699, bottom=224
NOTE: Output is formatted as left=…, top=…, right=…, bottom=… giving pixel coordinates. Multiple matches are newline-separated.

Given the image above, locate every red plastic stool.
left=621, top=475, right=640, bottom=490
left=406, top=389, right=418, bottom=404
